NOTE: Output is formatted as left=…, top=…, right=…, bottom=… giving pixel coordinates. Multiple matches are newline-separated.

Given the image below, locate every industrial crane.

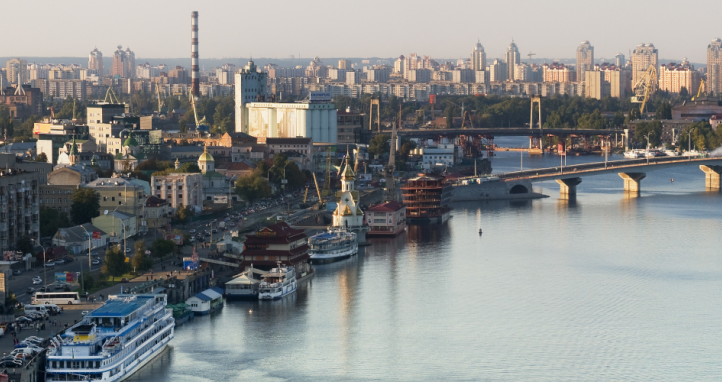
left=527, top=52, right=536, bottom=62
left=155, top=85, right=165, bottom=115
left=189, top=93, right=208, bottom=131
left=692, top=78, right=706, bottom=100
left=103, top=86, right=120, bottom=104
left=311, top=173, right=324, bottom=208
left=631, top=65, right=657, bottom=115
left=382, top=106, right=400, bottom=201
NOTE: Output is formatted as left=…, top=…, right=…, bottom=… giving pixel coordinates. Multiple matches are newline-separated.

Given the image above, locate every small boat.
left=682, top=150, right=701, bottom=158
left=662, top=149, right=678, bottom=157
left=308, top=228, right=358, bottom=264
left=624, top=150, right=644, bottom=158
left=259, top=266, right=297, bottom=300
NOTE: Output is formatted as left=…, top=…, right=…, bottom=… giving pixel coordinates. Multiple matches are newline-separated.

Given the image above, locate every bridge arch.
left=509, top=184, right=529, bottom=194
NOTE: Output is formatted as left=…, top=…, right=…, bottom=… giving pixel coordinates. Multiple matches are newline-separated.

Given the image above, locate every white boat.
left=308, top=228, right=358, bottom=264
left=624, top=150, right=644, bottom=158
left=682, top=150, right=702, bottom=157
left=225, top=268, right=267, bottom=300
left=258, top=266, right=297, bottom=300
left=662, top=149, right=678, bottom=157
left=45, top=294, right=174, bottom=382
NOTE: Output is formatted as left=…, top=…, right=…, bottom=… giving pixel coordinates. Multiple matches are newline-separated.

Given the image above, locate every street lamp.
left=31, top=239, right=45, bottom=291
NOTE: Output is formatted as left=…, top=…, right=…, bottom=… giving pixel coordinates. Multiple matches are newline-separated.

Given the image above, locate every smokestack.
left=191, top=11, right=199, bottom=97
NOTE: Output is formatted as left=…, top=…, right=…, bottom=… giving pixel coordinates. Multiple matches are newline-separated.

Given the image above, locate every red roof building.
left=366, top=201, right=407, bottom=236
left=239, top=222, right=312, bottom=276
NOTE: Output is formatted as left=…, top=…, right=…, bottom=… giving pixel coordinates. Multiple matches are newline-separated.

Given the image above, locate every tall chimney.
left=191, top=11, right=199, bottom=97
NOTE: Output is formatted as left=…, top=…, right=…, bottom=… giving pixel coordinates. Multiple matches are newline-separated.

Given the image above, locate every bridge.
left=490, top=156, right=722, bottom=197
left=396, top=127, right=624, bottom=139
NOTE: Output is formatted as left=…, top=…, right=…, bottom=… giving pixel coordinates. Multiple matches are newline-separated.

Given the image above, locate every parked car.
left=26, top=287, right=35, bottom=294
left=54, top=259, right=65, bottom=265
left=12, top=269, right=21, bottom=276
left=32, top=277, right=42, bottom=285
left=189, top=229, right=196, bottom=233
left=92, top=259, right=101, bottom=265
left=45, top=261, right=55, bottom=268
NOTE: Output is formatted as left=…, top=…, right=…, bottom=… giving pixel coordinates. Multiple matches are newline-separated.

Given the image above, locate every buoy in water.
left=671, top=178, right=674, bottom=183
left=478, top=228, right=483, bottom=235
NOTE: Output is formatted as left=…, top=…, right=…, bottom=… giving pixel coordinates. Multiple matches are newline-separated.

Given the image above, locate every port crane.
left=382, top=106, right=400, bottom=201
left=631, top=65, right=657, bottom=115
left=189, top=93, right=208, bottom=130
left=155, top=85, right=165, bottom=115
left=692, top=78, right=706, bottom=100
left=103, top=86, right=120, bottom=104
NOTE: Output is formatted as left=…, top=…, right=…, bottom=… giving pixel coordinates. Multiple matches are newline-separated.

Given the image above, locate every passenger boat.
left=662, top=149, right=679, bottom=157
left=258, top=266, right=297, bottom=300
left=623, top=150, right=644, bottom=158
left=308, top=228, right=358, bottom=264
left=45, top=294, right=174, bottom=382
left=682, top=150, right=702, bottom=157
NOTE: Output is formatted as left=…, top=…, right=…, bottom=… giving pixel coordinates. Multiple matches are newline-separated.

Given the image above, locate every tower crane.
left=189, top=92, right=208, bottom=131
left=631, top=65, right=657, bottom=115
left=103, top=86, right=120, bottom=103
left=527, top=52, right=536, bottom=62
left=155, top=85, right=165, bottom=115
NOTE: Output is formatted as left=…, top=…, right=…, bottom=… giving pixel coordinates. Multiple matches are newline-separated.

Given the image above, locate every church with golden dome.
left=332, top=152, right=365, bottom=230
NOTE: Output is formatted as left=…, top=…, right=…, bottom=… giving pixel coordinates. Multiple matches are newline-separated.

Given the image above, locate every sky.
left=2, top=0, right=719, bottom=63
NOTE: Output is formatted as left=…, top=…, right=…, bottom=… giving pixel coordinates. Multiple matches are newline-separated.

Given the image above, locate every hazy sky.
left=3, top=0, right=719, bottom=62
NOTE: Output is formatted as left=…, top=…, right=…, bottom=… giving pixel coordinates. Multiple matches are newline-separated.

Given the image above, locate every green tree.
left=399, top=139, right=417, bottom=160
left=39, top=207, right=72, bottom=237
left=102, top=246, right=127, bottom=281
left=235, top=173, right=272, bottom=204
left=35, top=152, right=48, bottom=163
left=151, top=239, right=176, bottom=259
left=655, top=103, right=672, bottom=120
left=173, top=205, right=195, bottom=225
left=16, top=237, right=34, bottom=254
left=179, top=120, right=187, bottom=134
left=678, top=122, right=721, bottom=152
left=368, top=134, right=390, bottom=158
left=81, top=272, right=94, bottom=291
left=635, top=121, right=663, bottom=147
left=70, top=188, right=100, bottom=225
left=612, top=111, right=625, bottom=127
left=131, top=240, right=152, bottom=271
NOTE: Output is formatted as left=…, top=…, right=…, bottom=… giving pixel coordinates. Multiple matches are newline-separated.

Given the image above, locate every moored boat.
left=259, top=266, right=297, bottom=300
left=308, top=228, right=358, bottom=264
left=225, top=268, right=267, bottom=300
left=45, top=294, right=174, bottom=382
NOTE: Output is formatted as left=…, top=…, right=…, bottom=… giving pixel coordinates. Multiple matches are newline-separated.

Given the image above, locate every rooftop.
left=367, top=201, right=405, bottom=212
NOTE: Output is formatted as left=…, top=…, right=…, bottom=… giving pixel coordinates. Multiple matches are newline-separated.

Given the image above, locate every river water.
left=129, top=138, right=722, bottom=381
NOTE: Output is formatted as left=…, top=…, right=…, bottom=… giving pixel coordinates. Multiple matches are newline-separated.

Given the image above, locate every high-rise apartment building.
left=6, top=58, right=28, bottom=84
left=576, top=41, right=594, bottom=83
left=659, top=59, right=700, bottom=95
left=0, top=154, right=42, bottom=253
left=543, top=63, right=576, bottom=83
left=234, top=59, right=269, bottom=133
left=707, top=38, right=722, bottom=94
left=505, top=41, right=520, bottom=81
left=338, top=59, right=351, bottom=70
left=584, top=70, right=608, bottom=100
left=215, top=64, right=236, bottom=85
left=471, top=41, right=487, bottom=71
left=615, top=53, right=626, bottom=68
left=631, top=43, right=658, bottom=86
left=488, top=59, right=507, bottom=82
left=111, top=46, right=136, bottom=78
left=88, top=48, right=103, bottom=76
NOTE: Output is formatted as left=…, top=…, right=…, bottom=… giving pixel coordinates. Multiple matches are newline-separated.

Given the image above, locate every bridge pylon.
left=556, top=177, right=581, bottom=197
left=619, top=172, right=646, bottom=193
left=700, top=165, right=722, bottom=189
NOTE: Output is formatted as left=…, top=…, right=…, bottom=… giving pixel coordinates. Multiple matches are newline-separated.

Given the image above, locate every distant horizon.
left=3, top=0, right=721, bottom=63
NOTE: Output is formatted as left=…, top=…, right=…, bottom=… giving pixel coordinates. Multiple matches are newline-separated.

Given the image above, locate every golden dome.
left=198, top=145, right=214, bottom=162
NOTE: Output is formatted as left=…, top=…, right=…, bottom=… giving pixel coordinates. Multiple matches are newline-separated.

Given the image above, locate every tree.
left=635, top=121, right=663, bottom=147
left=399, top=139, right=417, bottom=160
left=70, top=188, right=100, bottom=225
left=81, top=272, right=94, bottom=291
left=151, top=239, right=176, bottom=259
left=179, top=120, right=187, bottom=134
left=235, top=173, right=272, bottom=204
left=102, top=246, right=127, bottom=281
left=131, top=240, right=152, bottom=271
left=40, top=207, right=72, bottom=237
left=173, top=205, right=195, bottom=225
left=612, top=111, right=625, bottom=127
left=368, top=134, right=390, bottom=158
left=36, top=152, right=48, bottom=163
left=16, top=237, right=34, bottom=254
left=655, top=103, right=672, bottom=120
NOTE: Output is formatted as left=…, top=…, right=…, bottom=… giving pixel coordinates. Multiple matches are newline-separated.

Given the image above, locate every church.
left=332, top=153, right=367, bottom=241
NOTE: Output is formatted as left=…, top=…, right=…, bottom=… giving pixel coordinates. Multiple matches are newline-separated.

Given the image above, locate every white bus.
left=32, top=292, right=80, bottom=305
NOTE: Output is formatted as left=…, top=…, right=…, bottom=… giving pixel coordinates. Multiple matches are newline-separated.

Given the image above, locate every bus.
left=32, top=292, right=80, bottom=305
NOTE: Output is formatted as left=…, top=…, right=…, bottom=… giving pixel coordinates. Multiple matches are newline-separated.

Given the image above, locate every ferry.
left=45, top=294, right=174, bottom=382
left=258, top=266, right=297, bottom=300
left=308, top=228, right=358, bottom=264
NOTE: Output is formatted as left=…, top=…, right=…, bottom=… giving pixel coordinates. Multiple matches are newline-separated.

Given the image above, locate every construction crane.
left=321, top=146, right=334, bottom=197
left=353, top=148, right=360, bottom=174
left=693, top=78, right=706, bottom=100
left=631, top=65, right=658, bottom=115
left=155, top=85, right=165, bottom=115
left=189, top=93, right=208, bottom=131
left=527, top=52, right=536, bottom=62
left=312, top=173, right=324, bottom=208
left=103, top=86, right=120, bottom=103
left=461, top=110, right=474, bottom=129
left=383, top=106, right=400, bottom=201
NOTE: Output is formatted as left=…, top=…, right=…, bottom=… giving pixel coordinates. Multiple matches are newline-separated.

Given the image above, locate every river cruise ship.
left=45, top=294, right=174, bottom=382
left=308, top=228, right=358, bottom=264
left=259, top=266, right=297, bottom=300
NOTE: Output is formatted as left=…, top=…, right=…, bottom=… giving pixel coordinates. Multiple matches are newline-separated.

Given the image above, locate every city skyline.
left=2, top=0, right=721, bottom=62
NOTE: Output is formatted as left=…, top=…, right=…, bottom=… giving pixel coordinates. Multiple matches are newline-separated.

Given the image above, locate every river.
left=128, top=137, right=722, bottom=381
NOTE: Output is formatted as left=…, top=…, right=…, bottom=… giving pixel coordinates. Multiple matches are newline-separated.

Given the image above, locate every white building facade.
left=246, top=102, right=337, bottom=143
left=235, top=60, right=269, bottom=133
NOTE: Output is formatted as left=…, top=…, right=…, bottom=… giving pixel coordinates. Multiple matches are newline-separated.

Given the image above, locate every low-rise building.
left=151, top=173, right=204, bottom=212
left=51, top=223, right=107, bottom=254
left=366, top=201, right=406, bottom=236
left=0, top=166, right=41, bottom=252
left=85, top=176, right=145, bottom=218
left=414, top=144, right=457, bottom=169
left=91, top=211, right=137, bottom=244
left=238, top=222, right=312, bottom=277
left=141, top=196, right=173, bottom=232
